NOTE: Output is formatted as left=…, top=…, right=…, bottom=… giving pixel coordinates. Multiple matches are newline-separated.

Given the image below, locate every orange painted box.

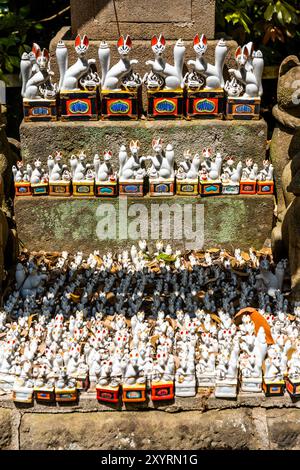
left=15, top=182, right=31, bottom=196
left=101, top=90, right=140, bottom=120
left=262, top=379, right=285, bottom=397
left=60, top=90, right=99, bottom=121
left=257, top=180, right=274, bottom=195
left=285, top=377, right=300, bottom=398
left=34, top=386, right=55, bottom=403
left=122, top=383, right=147, bottom=403
left=147, top=89, right=184, bottom=119
left=240, top=181, right=257, bottom=195
left=49, top=181, right=72, bottom=196
left=151, top=381, right=174, bottom=401
left=186, top=88, right=224, bottom=119
left=96, top=385, right=120, bottom=403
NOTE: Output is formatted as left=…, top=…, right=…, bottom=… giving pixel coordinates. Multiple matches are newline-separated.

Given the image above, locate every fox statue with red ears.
left=21, top=43, right=57, bottom=99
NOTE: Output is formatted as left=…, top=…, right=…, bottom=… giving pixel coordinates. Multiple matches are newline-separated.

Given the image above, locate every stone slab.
left=0, top=408, right=12, bottom=449
left=20, top=118, right=267, bottom=168
left=70, top=0, right=216, bottom=40
left=14, top=195, right=274, bottom=253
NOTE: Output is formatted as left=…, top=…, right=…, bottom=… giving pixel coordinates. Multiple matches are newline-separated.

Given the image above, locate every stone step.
left=15, top=194, right=274, bottom=253
left=20, top=118, right=267, bottom=168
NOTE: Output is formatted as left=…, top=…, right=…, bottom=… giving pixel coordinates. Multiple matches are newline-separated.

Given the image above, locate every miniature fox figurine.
left=56, top=35, right=95, bottom=91
left=187, top=34, right=227, bottom=89
left=21, top=44, right=54, bottom=99
left=98, top=35, right=139, bottom=90
left=145, top=34, right=186, bottom=90
left=228, top=43, right=264, bottom=98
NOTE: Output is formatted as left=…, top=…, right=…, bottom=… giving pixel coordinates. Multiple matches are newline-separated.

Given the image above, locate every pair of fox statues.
left=20, top=34, right=264, bottom=121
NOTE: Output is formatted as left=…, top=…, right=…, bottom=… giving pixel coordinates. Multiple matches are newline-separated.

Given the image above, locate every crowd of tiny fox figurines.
left=1, top=242, right=299, bottom=403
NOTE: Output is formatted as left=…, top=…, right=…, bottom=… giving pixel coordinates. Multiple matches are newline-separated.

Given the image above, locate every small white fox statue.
left=144, top=34, right=186, bottom=90
left=21, top=43, right=57, bottom=99
left=98, top=35, right=141, bottom=91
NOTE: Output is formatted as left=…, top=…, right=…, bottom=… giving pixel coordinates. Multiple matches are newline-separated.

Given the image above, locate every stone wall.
left=1, top=394, right=300, bottom=449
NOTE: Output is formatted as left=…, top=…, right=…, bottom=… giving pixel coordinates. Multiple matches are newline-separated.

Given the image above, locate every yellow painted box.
left=72, top=181, right=95, bottom=197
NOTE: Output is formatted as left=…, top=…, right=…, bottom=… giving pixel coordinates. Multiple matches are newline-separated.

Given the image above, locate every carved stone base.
left=226, top=97, right=261, bottom=120
left=101, top=89, right=140, bottom=120
left=60, top=90, right=99, bottom=121
left=147, top=89, right=184, bottom=119
left=151, top=381, right=174, bottom=401
left=149, top=178, right=175, bottom=196
left=23, top=98, right=57, bottom=122
left=186, top=88, right=224, bottom=119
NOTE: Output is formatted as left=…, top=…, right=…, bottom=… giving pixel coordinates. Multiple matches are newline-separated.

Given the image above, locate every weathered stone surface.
left=0, top=408, right=12, bottom=449
left=20, top=408, right=255, bottom=450
left=70, top=0, right=216, bottom=40
left=267, top=409, right=300, bottom=450
left=14, top=195, right=274, bottom=254
left=20, top=118, right=267, bottom=169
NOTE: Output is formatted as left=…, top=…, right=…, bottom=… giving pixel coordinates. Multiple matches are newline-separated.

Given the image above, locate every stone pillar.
left=70, top=0, right=216, bottom=40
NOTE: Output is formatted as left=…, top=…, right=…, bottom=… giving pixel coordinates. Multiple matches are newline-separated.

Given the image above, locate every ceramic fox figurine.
left=98, top=35, right=141, bottom=91
left=144, top=34, right=186, bottom=90
left=21, top=44, right=56, bottom=99
left=147, top=138, right=175, bottom=179
left=186, top=34, right=227, bottom=89
left=226, top=42, right=264, bottom=98
left=56, top=34, right=99, bottom=91
left=177, top=150, right=201, bottom=180
left=118, top=141, right=147, bottom=180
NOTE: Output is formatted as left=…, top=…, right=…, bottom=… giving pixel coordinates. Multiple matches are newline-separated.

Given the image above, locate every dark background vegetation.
left=0, top=0, right=299, bottom=138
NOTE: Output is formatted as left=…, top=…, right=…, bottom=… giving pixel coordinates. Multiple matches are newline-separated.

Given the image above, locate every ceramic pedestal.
left=101, top=90, right=140, bottom=120
left=186, top=88, right=224, bottom=119
left=72, top=181, right=95, bottom=197
left=149, top=178, right=175, bottom=196
left=285, top=377, right=300, bottom=398
left=222, top=182, right=240, bottom=195
left=34, top=386, right=55, bottom=403
left=199, top=179, right=222, bottom=196
left=176, top=178, right=199, bottom=196
left=215, top=378, right=238, bottom=398
left=151, top=381, right=174, bottom=401
left=12, top=386, right=34, bottom=404
left=240, top=376, right=262, bottom=393
left=96, top=384, right=120, bottom=403
left=49, top=181, right=72, bottom=197
left=122, top=383, right=147, bottom=403
left=60, top=90, right=99, bottom=121
left=0, top=372, right=15, bottom=393
left=23, top=98, right=57, bottom=122
left=262, top=379, right=285, bottom=397
left=257, top=180, right=274, bottom=195
left=226, top=97, right=261, bottom=120
left=31, top=182, right=49, bottom=196
left=55, top=387, right=78, bottom=403
left=119, top=179, right=144, bottom=197
left=175, top=379, right=196, bottom=397
left=147, top=89, right=184, bottom=119
left=95, top=180, right=118, bottom=197
left=15, top=182, right=31, bottom=196
left=196, top=372, right=216, bottom=388
left=240, top=181, right=257, bottom=195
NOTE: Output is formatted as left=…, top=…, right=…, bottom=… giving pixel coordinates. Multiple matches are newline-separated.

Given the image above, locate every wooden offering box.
left=95, top=180, right=118, bottom=197
left=101, top=90, right=140, bottom=120
left=257, top=180, right=274, bottom=195
left=49, top=181, right=72, bottom=197
left=285, top=377, right=300, bottom=398
left=60, top=90, right=99, bottom=121
left=96, top=385, right=120, bottom=403
left=31, top=182, right=48, bottom=196
left=151, top=381, right=174, bottom=401
left=176, top=179, right=199, bottom=196
left=147, top=89, right=184, bottom=119
left=199, top=180, right=222, bottom=196
left=262, top=379, right=285, bottom=397
left=72, top=181, right=95, bottom=197
left=23, top=98, right=57, bottom=122
left=55, top=387, right=78, bottom=403
left=240, top=181, right=257, bottom=195
left=34, top=386, right=55, bottom=403
left=15, top=182, right=31, bottom=196
left=122, top=383, right=147, bottom=403
left=149, top=178, right=175, bottom=196
left=226, top=97, right=260, bottom=120
left=119, top=179, right=144, bottom=197
left=186, top=88, right=224, bottom=119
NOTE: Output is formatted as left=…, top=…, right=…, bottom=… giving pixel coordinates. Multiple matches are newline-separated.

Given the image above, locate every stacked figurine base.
left=151, top=381, right=174, bottom=401
left=262, top=379, right=285, bottom=397
left=12, top=387, right=34, bottom=404
left=96, top=385, right=120, bottom=403
left=15, top=182, right=31, bottom=196
left=101, top=89, right=140, bottom=120
left=226, top=97, right=261, bottom=120
left=72, top=181, right=95, bottom=197
left=285, top=378, right=300, bottom=398
left=240, top=181, right=257, bottom=195
left=60, top=90, right=99, bottom=121
left=34, top=386, right=55, bottom=402
left=149, top=178, right=175, bottom=196
left=222, top=183, right=240, bottom=195
left=176, top=179, right=199, bottom=196
left=95, top=180, right=118, bottom=197
left=257, top=180, right=274, bottom=195
left=215, top=379, right=238, bottom=398
left=119, top=179, right=144, bottom=197
left=186, top=88, right=224, bottom=119
left=199, top=180, right=222, bottom=196
left=55, top=387, right=78, bottom=402
left=122, top=383, right=147, bottom=402
left=49, top=181, right=71, bottom=197
left=23, top=98, right=57, bottom=122
left=240, top=376, right=262, bottom=393
left=31, top=182, right=48, bottom=196
left=147, top=89, right=184, bottom=119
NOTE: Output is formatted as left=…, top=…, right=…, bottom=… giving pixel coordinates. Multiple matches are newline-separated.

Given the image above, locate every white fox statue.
left=21, top=43, right=57, bottom=99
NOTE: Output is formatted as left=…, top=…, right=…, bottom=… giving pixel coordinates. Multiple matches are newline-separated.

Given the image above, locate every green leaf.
left=264, top=3, right=275, bottom=21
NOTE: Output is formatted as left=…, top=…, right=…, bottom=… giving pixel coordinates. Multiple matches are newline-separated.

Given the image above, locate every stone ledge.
left=20, top=118, right=267, bottom=168
left=14, top=194, right=274, bottom=253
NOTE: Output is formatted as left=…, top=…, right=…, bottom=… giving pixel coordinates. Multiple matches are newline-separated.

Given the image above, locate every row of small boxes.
left=15, top=179, right=274, bottom=198
left=24, top=89, right=261, bottom=122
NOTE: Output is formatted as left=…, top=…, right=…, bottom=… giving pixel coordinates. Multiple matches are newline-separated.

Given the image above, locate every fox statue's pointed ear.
left=194, top=34, right=200, bottom=45
left=159, top=34, right=166, bottom=46
left=200, top=34, right=207, bottom=45
left=125, top=35, right=132, bottom=48
left=117, top=36, right=124, bottom=48
left=75, top=35, right=81, bottom=48
left=242, top=45, right=249, bottom=58
left=82, top=35, right=89, bottom=48
left=42, top=49, right=49, bottom=60
left=235, top=46, right=242, bottom=58
left=32, top=43, right=41, bottom=57
left=151, top=35, right=158, bottom=46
